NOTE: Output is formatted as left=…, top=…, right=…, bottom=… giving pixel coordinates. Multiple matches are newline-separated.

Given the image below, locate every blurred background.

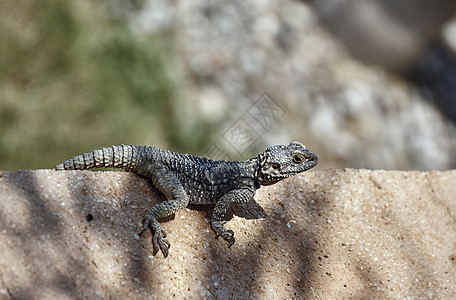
left=1, top=0, right=456, bottom=171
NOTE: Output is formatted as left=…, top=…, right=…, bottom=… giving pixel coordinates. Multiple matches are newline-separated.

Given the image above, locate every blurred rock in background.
left=128, top=0, right=456, bottom=170
left=313, top=0, right=456, bottom=147
left=312, top=0, right=456, bottom=72
left=1, top=0, right=456, bottom=171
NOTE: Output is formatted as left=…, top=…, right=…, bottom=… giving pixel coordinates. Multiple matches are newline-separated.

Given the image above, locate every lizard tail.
left=55, top=145, right=145, bottom=171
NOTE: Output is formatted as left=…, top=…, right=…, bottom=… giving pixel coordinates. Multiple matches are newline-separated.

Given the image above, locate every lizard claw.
left=139, top=218, right=170, bottom=258
left=138, top=223, right=149, bottom=236
left=212, top=222, right=235, bottom=248
left=152, top=229, right=170, bottom=258
left=225, top=231, right=235, bottom=248
left=218, top=230, right=235, bottom=248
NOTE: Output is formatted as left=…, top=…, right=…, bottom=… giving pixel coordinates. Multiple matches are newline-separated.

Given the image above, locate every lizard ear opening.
left=258, top=153, right=267, bottom=166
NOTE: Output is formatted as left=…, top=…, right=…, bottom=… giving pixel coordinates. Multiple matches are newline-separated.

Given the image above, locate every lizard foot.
left=152, top=229, right=170, bottom=258
left=139, top=219, right=170, bottom=258
left=211, top=221, right=235, bottom=248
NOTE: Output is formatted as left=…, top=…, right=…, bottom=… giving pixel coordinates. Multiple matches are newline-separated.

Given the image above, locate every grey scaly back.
left=56, top=142, right=318, bottom=257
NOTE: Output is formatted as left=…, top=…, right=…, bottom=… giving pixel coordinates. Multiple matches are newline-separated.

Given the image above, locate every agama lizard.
left=56, top=142, right=318, bottom=257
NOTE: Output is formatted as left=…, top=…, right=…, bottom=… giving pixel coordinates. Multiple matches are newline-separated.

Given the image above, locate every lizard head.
left=257, top=141, right=318, bottom=186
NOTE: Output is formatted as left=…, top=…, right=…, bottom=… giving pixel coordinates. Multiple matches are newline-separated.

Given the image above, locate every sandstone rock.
left=0, top=169, right=455, bottom=299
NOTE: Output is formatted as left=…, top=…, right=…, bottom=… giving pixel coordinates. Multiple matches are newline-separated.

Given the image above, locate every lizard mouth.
left=261, top=156, right=318, bottom=182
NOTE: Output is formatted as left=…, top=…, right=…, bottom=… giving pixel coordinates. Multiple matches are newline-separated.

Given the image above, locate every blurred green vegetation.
left=0, top=0, right=183, bottom=170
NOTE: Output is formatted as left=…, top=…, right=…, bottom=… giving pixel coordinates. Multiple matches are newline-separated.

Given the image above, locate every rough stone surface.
left=0, top=169, right=455, bottom=299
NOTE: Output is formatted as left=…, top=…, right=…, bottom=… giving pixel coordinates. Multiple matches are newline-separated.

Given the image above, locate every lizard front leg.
left=211, top=188, right=254, bottom=247
left=139, top=166, right=189, bottom=258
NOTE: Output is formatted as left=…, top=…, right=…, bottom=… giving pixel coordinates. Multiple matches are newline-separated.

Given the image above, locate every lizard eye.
left=292, top=153, right=305, bottom=164
left=271, top=163, right=280, bottom=170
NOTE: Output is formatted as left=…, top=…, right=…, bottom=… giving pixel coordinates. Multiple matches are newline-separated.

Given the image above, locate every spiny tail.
left=55, top=145, right=146, bottom=171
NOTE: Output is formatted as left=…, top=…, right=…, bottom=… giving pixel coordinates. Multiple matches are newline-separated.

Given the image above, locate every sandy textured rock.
left=0, top=169, right=455, bottom=299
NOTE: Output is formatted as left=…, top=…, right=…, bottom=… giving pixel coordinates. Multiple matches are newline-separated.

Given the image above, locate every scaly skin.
left=56, top=142, right=318, bottom=257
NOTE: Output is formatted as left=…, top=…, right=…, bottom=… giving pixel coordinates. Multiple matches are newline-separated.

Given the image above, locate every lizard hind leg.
left=139, top=167, right=190, bottom=258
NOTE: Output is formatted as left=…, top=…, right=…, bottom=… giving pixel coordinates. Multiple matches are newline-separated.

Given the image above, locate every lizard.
left=55, top=141, right=318, bottom=257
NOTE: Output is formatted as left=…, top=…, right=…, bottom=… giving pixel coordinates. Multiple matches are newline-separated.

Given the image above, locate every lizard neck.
left=237, top=157, right=261, bottom=189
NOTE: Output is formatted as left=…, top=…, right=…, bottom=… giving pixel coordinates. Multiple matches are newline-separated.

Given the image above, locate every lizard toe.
left=223, top=234, right=235, bottom=248
left=216, top=230, right=235, bottom=247
left=152, top=231, right=171, bottom=258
